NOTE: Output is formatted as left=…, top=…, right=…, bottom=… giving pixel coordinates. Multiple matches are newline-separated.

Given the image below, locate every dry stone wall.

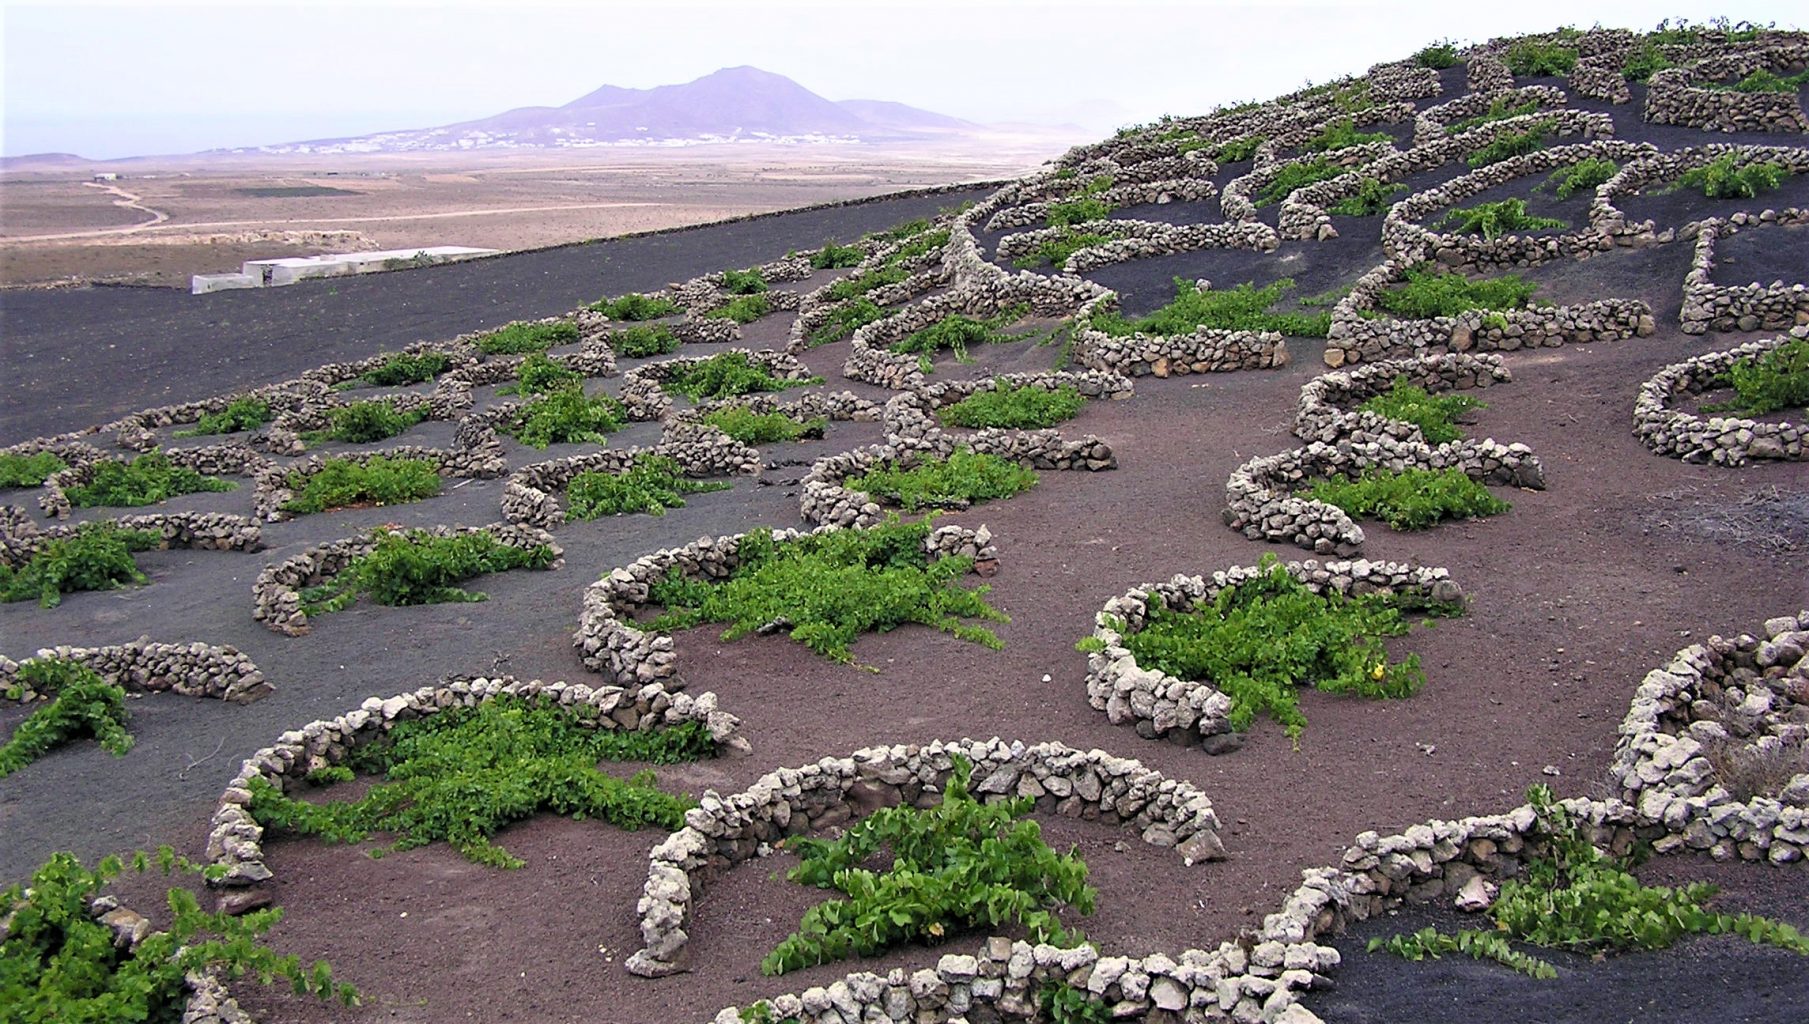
left=37, top=443, right=272, bottom=521
left=204, top=675, right=740, bottom=888
left=574, top=521, right=997, bottom=689
left=1610, top=612, right=1809, bottom=863
left=500, top=426, right=760, bottom=529
left=1082, top=559, right=1464, bottom=753
left=799, top=424, right=1115, bottom=529
left=251, top=522, right=562, bottom=636
left=1383, top=139, right=1653, bottom=270
left=1597, top=144, right=1809, bottom=243
left=629, top=737, right=1228, bottom=979
left=1680, top=216, right=1809, bottom=334
left=1, top=509, right=264, bottom=569
left=1633, top=330, right=1808, bottom=465
left=1, top=638, right=270, bottom=703
left=1645, top=47, right=1809, bottom=133
left=619, top=349, right=817, bottom=422
left=251, top=439, right=507, bottom=522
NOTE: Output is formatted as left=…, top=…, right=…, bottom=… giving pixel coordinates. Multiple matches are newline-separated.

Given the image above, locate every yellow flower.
left=1371, top=663, right=1386, bottom=681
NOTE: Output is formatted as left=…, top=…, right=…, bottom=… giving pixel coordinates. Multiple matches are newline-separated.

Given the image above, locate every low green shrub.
left=648, top=516, right=1008, bottom=664
left=349, top=351, right=451, bottom=387
left=65, top=452, right=235, bottom=508
left=281, top=456, right=441, bottom=514
left=473, top=321, right=580, bottom=355
left=1155, top=127, right=1212, bottom=155
left=610, top=324, right=681, bottom=358
left=313, top=400, right=427, bottom=444
left=1013, top=228, right=1111, bottom=269
left=0, top=451, right=67, bottom=488
left=847, top=448, right=1038, bottom=511
left=1466, top=120, right=1555, bottom=168
left=892, top=307, right=1024, bottom=361
left=1504, top=39, right=1578, bottom=76
left=886, top=228, right=951, bottom=264
left=1305, top=116, right=1391, bottom=152
left=810, top=242, right=865, bottom=269
left=1703, top=338, right=1809, bottom=416
left=720, top=268, right=769, bottom=295
left=0, top=848, right=357, bottom=1021
left=699, top=406, right=827, bottom=444
left=806, top=297, right=886, bottom=346
left=505, top=353, right=581, bottom=396
left=0, top=523, right=158, bottom=608
left=565, top=456, right=730, bottom=519
left=590, top=293, right=680, bottom=320
left=1435, top=198, right=1568, bottom=240
left=663, top=352, right=820, bottom=400
left=1256, top=159, right=1344, bottom=206
left=1543, top=157, right=1619, bottom=199
left=1446, top=98, right=1541, bottom=134
left=708, top=292, right=774, bottom=324
left=940, top=382, right=1085, bottom=429
left=247, top=696, right=704, bottom=868
left=0, top=660, right=133, bottom=777
left=761, top=754, right=1094, bottom=975
left=504, top=385, right=626, bottom=448
left=1091, top=277, right=1330, bottom=338
left=1414, top=40, right=1460, bottom=69
left=1370, top=266, right=1539, bottom=319
left=1711, top=67, right=1809, bottom=93
left=1046, top=175, right=1114, bottom=227
left=174, top=397, right=273, bottom=437
left=1046, top=197, right=1111, bottom=228
left=1307, top=467, right=1511, bottom=530
left=1670, top=154, right=1792, bottom=199
left=1329, top=177, right=1408, bottom=216
left=826, top=265, right=909, bottom=302
left=1358, top=376, right=1487, bottom=444
left=1372, top=785, right=1809, bottom=977
left=1620, top=41, right=1672, bottom=83
left=871, top=217, right=931, bottom=242
left=1647, top=17, right=1768, bottom=45
left=1214, top=135, right=1264, bottom=163
left=297, top=528, right=556, bottom=616
left=1113, top=554, right=1457, bottom=741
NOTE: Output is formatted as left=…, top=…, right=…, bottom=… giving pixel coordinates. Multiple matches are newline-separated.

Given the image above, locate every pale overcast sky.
left=3, top=0, right=1803, bottom=158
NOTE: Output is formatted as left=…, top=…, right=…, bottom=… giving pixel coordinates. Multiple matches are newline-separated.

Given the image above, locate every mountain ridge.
left=240, top=66, right=990, bottom=156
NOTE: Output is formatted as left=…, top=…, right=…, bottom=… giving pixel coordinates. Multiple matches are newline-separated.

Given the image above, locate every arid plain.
left=0, top=137, right=1076, bottom=288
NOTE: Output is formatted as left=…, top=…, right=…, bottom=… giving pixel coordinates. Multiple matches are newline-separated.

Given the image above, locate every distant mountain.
left=836, top=99, right=976, bottom=133
left=233, top=67, right=991, bottom=156
left=0, top=152, right=94, bottom=170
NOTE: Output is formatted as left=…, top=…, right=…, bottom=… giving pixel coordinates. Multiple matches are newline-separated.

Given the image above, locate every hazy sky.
left=3, top=0, right=1803, bottom=159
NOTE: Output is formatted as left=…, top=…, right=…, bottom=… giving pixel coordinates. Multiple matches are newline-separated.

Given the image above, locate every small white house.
left=92, top=172, right=118, bottom=182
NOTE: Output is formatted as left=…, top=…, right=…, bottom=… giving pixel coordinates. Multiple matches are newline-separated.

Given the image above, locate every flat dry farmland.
left=0, top=144, right=1043, bottom=287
